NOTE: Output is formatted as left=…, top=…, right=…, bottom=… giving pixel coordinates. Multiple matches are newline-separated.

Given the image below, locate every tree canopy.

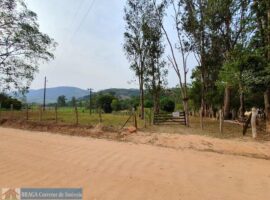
left=0, top=0, right=56, bottom=93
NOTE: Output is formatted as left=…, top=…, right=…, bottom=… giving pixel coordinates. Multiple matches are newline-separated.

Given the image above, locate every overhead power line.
left=70, top=0, right=96, bottom=41
left=69, top=0, right=87, bottom=28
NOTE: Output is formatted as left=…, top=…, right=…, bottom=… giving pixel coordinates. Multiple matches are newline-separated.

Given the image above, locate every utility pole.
left=88, top=88, right=93, bottom=115
left=43, top=76, right=47, bottom=111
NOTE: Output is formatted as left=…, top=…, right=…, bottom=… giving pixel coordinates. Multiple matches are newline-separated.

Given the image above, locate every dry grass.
left=1, top=109, right=269, bottom=141
left=144, top=117, right=270, bottom=140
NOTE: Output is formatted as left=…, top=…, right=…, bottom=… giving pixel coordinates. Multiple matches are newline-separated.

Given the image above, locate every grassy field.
left=0, top=107, right=269, bottom=140
left=0, top=107, right=145, bottom=128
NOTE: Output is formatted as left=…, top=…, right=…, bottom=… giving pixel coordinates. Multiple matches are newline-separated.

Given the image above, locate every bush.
left=144, top=100, right=153, bottom=108
left=97, top=94, right=114, bottom=113
left=111, top=99, right=121, bottom=111
left=160, top=98, right=175, bottom=112
left=0, top=93, right=22, bottom=110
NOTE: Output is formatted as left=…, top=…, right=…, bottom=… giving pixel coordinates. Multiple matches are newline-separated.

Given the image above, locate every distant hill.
left=24, top=87, right=139, bottom=103
left=98, top=88, right=139, bottom=99
left=25, top=86, right=89, bottom=104
left=79, top=88, right=139, bottom=101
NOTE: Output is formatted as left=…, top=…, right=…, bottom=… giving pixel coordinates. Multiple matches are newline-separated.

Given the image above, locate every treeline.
left=49, top=90, right=178, bottom=114
left=123, top=0, right=270, bottom=129
left=0, top=94, right=22, bottom=110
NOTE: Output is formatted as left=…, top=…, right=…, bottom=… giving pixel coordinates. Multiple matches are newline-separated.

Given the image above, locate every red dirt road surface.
left=0, top=127, right=270, bottom=200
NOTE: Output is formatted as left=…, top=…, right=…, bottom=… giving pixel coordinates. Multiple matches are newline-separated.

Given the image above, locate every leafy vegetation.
left=0, top=0, right=56, bottom=93
left=0, top=93, right=22, bottom=110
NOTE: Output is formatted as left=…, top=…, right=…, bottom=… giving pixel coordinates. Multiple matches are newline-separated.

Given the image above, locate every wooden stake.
left=75, top=106, right=78, bottom=125
left=267, top=107, right=270, bottom=134
left=144, top=110, right=146, bottom=128
left=149, top=109, right=152, bottom=126
left=55, top=105, right=58, bottom=123
left=134, top=113, right=137, bottom=129
left=243, top=113, right=252, bottom=136
left=99, top=108, right=102, bottom=123
left=26, top=104, right=29, bottom=120
left=251, top=107, right=258, bottom=139
left=219, top=109, right=224, bottom=134
left=200, top=107, right=203, bottom=130
left=39, top=106, right=42, bottom=121
left=121, top=113, right=133, bottom=129
left=10, top=104, right=14, bottom=119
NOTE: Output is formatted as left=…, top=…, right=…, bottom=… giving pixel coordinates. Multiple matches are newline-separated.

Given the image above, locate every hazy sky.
left=27, top=0, right=197, bottom=91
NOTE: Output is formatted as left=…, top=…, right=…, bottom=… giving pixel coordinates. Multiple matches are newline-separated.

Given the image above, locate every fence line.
left=0, top=105, right=149, bottom=128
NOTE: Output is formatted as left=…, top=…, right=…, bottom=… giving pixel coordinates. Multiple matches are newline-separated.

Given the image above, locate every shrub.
left=0, top=93, right=22, bottom=110
left=160, top=98, right=175, bottom=112
left=144, top=100, right=153, bottom=108
left=97, top=94, right=114, bottom=113
left=111, top=99, right=121, bottom=111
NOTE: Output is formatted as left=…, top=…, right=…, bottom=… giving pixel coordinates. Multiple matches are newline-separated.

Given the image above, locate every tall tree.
left=251, top=0, right=270, bottom=132
left=124, top=0, right=148, bottom=119
left=153, top=0, right=191, bottom=126
left=57, top=95, right=66, bottom=107
left=124, top=0, right=164, bottom=118
left=181, top=0, right=252, bottom=119
left=143, top=8, right=167, bottom=114
left=0, top=0, right=56, bottom=93
left=71, top=96, right=77, bottom=107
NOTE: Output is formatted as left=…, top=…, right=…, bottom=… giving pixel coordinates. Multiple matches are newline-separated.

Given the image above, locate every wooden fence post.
left=74, top=106, right=78, bottom=125
left=243, top=113, right=252, bottom=136
left=55, top=105, right=58, bottom=123
left=39, top=106, right=42, bottom=121
left=219, top=109, right=224, bottom=134
left=10, top=104, right=14, bottom=119
left=267, top=107, right=270, bottom=134
left=200, top=107, right=203, bottom=130
left=26, top=104, right=29, bottom=120
left=99, top=108, right=102, bottom=123
left=149, top=109, right=152, bottom=126
left=251, top=107, right=258, bottom=139
left=144, top=110, right=146, bottom=128
left=134, top=112, right=137, bottom=129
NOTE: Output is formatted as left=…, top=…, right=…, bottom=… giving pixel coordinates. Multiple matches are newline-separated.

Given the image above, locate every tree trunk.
left=265, top=89, right=270, bottom=133
left=239, top=88, right=245, bottom=120
left=200, top=106, right=203, bottom=130
left=153, top=93, right=160, bottom=114
left=219, top=109, right=224, bottom=134
left=224, top=85, right=231, bottom=119
left=140, top=85, right=144, bottom=120
left=183, top=99, right=190, bottom=127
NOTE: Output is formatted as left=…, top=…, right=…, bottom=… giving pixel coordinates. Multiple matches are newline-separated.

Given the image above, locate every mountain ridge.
left=25, top=87, right=139, bottom=103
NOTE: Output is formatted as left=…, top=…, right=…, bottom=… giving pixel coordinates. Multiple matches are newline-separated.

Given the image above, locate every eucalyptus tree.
left=143, top=8, right=167, bottom=114
left=153, top=0, right=192, bottom=126
left=181, top=0, right=253, bottom=119
left=251, top=0, right=270, bottom=132
left=124, top=0, right=149, bottom=119
left=124, top=0, right=166, bottom=118
left=0, top=0, right=56, bottom=93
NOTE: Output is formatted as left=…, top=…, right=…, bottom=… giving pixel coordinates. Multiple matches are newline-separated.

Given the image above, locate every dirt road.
left=0, top=127, right=270, bottom=200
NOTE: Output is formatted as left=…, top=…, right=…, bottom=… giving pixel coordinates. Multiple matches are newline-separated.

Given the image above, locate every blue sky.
left=27, top=0, right=197, bottom=91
